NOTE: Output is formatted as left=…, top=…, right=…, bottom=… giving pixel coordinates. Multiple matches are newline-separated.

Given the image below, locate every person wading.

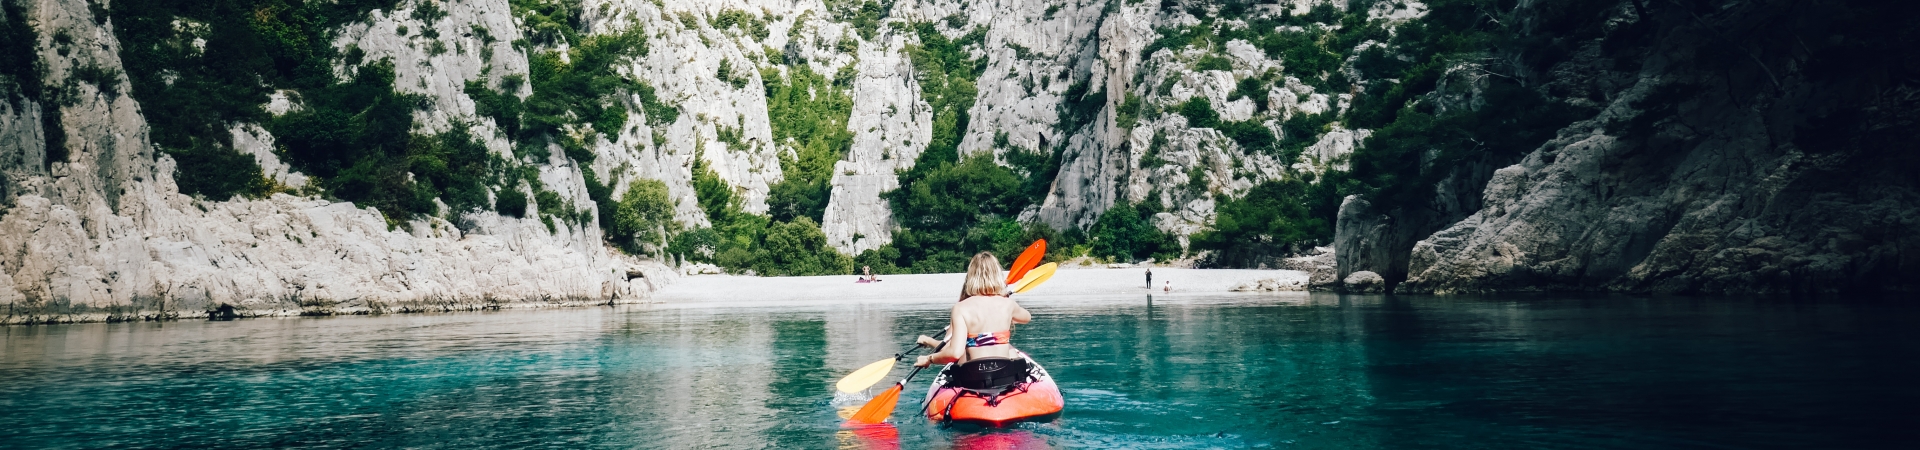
left=1146, top=266, right=1153, bottom=289
left=915, top=252, right=1031, bottom=367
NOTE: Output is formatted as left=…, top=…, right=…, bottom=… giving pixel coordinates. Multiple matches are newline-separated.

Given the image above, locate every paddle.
left=1005, top=240, right=1048, bottom=285
left=836, top=328, right=948, bottom=393
left=847, top=338, right=950, bottom=424
left=1010, top=262, right=1058, bottom=294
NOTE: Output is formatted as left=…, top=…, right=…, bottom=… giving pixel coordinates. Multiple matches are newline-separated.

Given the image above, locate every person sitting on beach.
left=1163, top=280, right=1172, bottom=293
left=861, top=265, right=881, bottom=282
left=914, top=252, right=1030, bottom=367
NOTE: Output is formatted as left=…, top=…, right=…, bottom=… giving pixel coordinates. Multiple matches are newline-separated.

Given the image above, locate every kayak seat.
left=948, top=357, right=1031, bottom=390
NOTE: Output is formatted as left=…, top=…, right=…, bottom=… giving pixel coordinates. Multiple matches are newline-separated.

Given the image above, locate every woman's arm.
left=918, top=310, right=968, bottom=367
left=1011, top=301, right=1031, bottom=324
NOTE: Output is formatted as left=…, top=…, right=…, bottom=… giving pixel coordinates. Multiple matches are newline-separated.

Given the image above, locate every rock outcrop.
left=1375, top=0, right=1920, bottom=294
left=0, top=0, right=688, bottom=324
left=7, top=0, right=1913, bottom=326
left=1341, top=271, right=1384, bottom=294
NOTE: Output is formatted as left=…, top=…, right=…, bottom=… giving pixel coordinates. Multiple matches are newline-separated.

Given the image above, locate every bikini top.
left=965, top=329, right=1011, bottom=348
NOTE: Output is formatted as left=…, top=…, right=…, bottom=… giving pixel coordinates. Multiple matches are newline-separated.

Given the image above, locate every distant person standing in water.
left=1145, top=267, right=1153, bottom=289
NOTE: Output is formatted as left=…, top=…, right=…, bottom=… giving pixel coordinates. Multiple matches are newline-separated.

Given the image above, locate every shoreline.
left=2, top=267, right=1308, bottom=325
left=651, top=267, right=1310, bottom=306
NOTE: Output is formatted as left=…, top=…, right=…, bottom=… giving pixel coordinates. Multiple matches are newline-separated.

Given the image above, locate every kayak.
left=921, top=350, right=1064, bottom=426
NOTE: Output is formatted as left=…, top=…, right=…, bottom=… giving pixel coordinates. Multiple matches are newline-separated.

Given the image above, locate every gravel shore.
left=649, top=267, right=1309, bottom=306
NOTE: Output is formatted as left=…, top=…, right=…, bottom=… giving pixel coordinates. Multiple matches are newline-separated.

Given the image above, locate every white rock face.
left=1342, top=270, right=1384, bottom=293
left=1293, top=125, right=1369, bottom=175
left=822, top=33, right=931, bottom=255
left=0, top=0, right=666, bottom=324
left=230, top=124, right=308, bottom=189
left=5, top=0, right=1421, bottom=323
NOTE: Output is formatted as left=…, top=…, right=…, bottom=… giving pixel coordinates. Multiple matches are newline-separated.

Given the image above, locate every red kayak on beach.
left=921, top=350, right=1064, bottom=427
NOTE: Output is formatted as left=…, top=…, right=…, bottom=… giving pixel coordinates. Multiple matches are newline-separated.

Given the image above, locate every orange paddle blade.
left=846, top=383, right=904, bottom=424
left=1005, top=239, right=1048, bottom=285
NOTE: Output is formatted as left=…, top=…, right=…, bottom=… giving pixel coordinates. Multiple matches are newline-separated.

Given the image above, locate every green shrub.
left=902, top=22, right=987, bottom=170
left=1141, top=130, right=1170, bottom=169
left=168, top=146, right=273, bottom=200
left=1218, top=120, right=1276, bottom=154
left=854, top=245, right=902, bottom=275
left=1003, top=144, right=1061, bottom=205
left=633, top=80, right=679, bottom=126
left=1142, top=24, right=1211, bottom=57
left=1346, top=78, right=1589, bottom=214
left=754, top=217, right=854, bottom=276
left=411, top=0, right=447, bottom=24
left=495, top=186, right=528, bottom=217
left=108, top=0, right=402, bottom=198
left=1226, top=76, right=1266, bottom=105
left=890, top=154, right=1024, bottom=231
left=827, top=0, right=886, bottom=41
left=520, top=26, right=648, bottom=159
left=883, top=153, right=1032, bottom=273
left=765, top=65, right=854, bottom=223
left=610, top=178, right=676, bottom=253
left=1057, top=78, right=1105, bottom=134
left=1194, top=54, right=1233, bottom=71
left=1088, top=202, right=1181, bottom=262
left=407, top=124, right=496, bottom=215
left=70, top=63, right=121, bottom=100
left=1176, top=96, right=1219, bottom=128
left=672, top=145, right=856, bottom=275
left=1192, top=179, right=1328, bottom=266
left=465, top=76, right=524, bottom=136
left=1115, top=93, right=1144, bottom=129
left=713, top=9, right=770, bottom=41
left=510, top=0, right=582, bottom=47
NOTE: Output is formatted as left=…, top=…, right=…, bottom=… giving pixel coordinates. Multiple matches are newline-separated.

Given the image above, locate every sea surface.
left=3, top=293, right=1916, bottom=449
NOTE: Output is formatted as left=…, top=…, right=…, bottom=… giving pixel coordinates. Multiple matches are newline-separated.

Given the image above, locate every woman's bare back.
left=952, top=295, right=1031, bottom=360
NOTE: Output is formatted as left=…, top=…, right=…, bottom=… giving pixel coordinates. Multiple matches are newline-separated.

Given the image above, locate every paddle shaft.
left=895, top=327, right=950, bottom=361
left=895, top=338, right=948, bottom=388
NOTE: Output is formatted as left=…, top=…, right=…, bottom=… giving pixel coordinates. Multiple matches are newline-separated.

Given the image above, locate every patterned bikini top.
left=965, top=329, right=1011, bottom=348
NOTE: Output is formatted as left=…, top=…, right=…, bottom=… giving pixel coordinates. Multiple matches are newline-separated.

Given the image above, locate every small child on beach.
left=1162, top=280, right=1172, bottom=293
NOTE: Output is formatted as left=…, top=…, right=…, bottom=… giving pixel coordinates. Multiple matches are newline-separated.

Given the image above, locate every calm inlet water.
left=3, top=293, right=1917, bottom=448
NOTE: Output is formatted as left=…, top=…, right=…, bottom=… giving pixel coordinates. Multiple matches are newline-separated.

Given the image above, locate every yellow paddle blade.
left=1011, top=262, right=1058, bottom=293
left=846, top=383, right=904, bottom=424
left=836, top=358, right=897, bottom=393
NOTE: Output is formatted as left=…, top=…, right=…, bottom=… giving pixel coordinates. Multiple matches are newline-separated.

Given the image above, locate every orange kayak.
left=922, top=351, right=1065, bottom=427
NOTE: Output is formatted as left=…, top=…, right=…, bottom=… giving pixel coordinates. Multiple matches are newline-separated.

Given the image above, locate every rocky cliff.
left=4, top=0, right=1913, bottom=324
left=1349, top=0, right=1920, bottom=295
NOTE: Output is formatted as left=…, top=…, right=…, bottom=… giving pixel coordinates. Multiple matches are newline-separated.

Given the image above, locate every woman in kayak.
left=913, top=251, right=1031, bottom=367
left=913, top=252, right=1065, bottom=426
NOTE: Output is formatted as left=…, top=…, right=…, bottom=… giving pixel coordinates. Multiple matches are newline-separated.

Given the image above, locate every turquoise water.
left=3, top=293, right=1917, bottom=448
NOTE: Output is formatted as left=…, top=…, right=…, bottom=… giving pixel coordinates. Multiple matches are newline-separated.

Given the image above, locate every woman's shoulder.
left=956, top=295, right=1014, bottom=306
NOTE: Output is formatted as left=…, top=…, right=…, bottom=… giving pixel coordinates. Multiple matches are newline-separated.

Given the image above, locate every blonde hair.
left=961, top=252, right=1008, bottom=298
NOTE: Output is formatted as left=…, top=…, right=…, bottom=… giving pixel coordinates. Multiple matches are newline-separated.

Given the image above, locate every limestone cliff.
left=6, top=0, right=1912, bottom=326
left=1353, top=0, right=1920, bottom=294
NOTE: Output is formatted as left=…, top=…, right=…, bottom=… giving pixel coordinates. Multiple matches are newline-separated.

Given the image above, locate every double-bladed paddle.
left=1005, top=240, right=1047, bottom=285
left=836, top=328, right=946, bottom=393
left=847, top=338, right=948, bottom=424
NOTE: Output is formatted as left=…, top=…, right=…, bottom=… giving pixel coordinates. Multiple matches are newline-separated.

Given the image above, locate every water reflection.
left=4, top=293, right=1916, bottom=448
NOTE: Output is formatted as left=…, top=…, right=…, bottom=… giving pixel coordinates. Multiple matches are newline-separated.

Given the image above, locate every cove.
left=3, top=293, right=1916, bottom=448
